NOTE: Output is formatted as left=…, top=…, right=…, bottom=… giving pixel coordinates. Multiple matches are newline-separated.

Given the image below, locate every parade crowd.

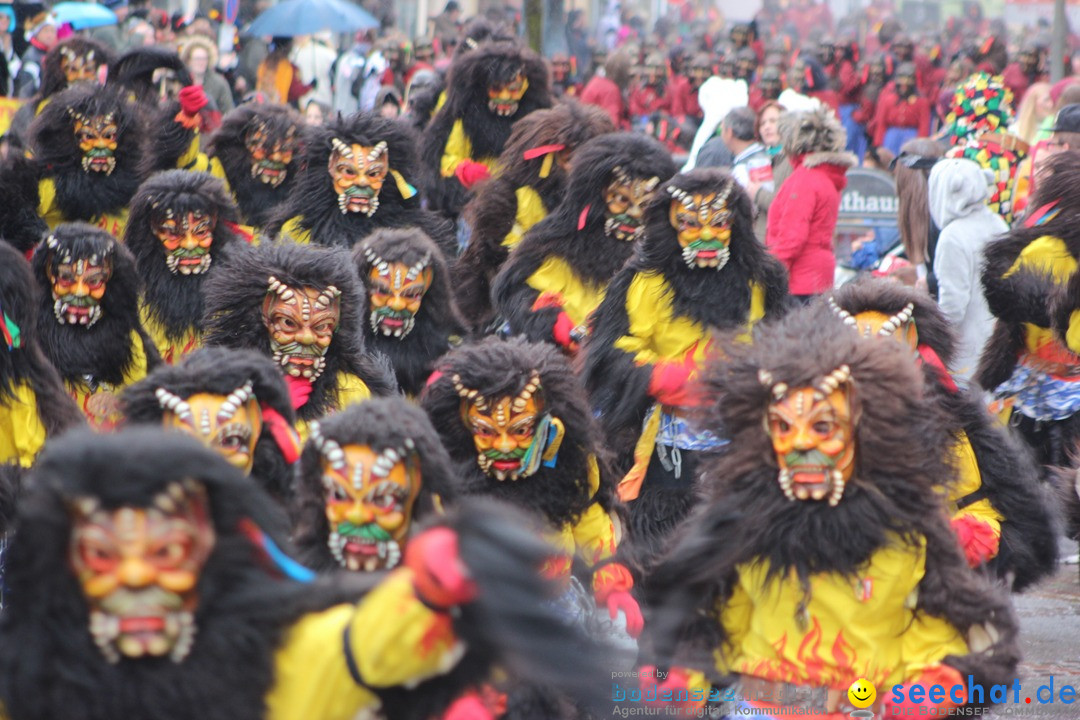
left=0, top=0, right=1078, bottom=718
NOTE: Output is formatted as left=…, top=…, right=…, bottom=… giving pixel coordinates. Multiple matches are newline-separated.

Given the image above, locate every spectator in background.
left=748, top=101, right=790, bottom=240
left=431, top=1, right=461, bottom=50
left=291, top=33, right=336, bottom=108
left=255, top=36, right=312, bottom=107
left=580, top=46, right=632, bottom=129
left=91, top=0, right=127, bottom=52
left=1012, top=82, right=1051, bottom=146
left=892, top=138, right=943, bottom=289
left=303, top=98, right=328, bottom=125
left=720, top=106, right=769, bottom=189
left=929, top=158, right=1005, bottom=382
left=566, top=9, right=591, bottom=79
left=14, top=12, right=58, bottom=98
left=0, top=4, right=18, bottom=96
left=873, top=62, right=931, bottom=155
left=180, top=35, right=234, bottom=128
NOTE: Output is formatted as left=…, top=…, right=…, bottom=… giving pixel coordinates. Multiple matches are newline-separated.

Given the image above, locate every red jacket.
left=670, top=75, right=701, bottom=120
left=765, top=152, right=852, bottom=295
left=581, top=75, right=628, bottom=129
left=872, top=90, right=931, bottom=145
left=627, top=83, right=682, bottom=119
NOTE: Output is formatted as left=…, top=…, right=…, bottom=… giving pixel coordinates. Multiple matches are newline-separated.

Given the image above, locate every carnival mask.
left=261, top=278, right=341, bottom=381
left=72, top=111, right=118, bottom=175
left=488, top=71, right=529, bottom=117
left=668, top=183, right=735, bottom=269
left=311, top=426, right=421, bottom=572
left=830, top=300, right=918, bottom=352
left=45, top=239, right=111, bottom=327
left=67, top=481, right=215, bottom=663
left=604, top=169, right=660, bottom=242
left=245, top=121, right=297, bottom=188
left=329, top=139, right=389, bottom=216
left=453, top=372, right=564, bottom=482
left=363, top=248, right=433, bottom=339
left=157, top=384, right=262, bottom=475
left=761, top=366, right=857, bottom=506
left=153, top=208, right=215, bottom=275
left=60, top=47, right=99, bottom=86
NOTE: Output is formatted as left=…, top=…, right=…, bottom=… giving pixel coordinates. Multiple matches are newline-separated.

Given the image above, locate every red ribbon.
left=917, top=345, right=958, bottom=394
left=578, top=205, right=591, bottom=230
left=523, top=143, right=566, bottom=161
left=260, top=404, right=301, bottom=464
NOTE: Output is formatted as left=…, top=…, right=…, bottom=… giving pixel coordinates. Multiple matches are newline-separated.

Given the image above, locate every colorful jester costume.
left=121, top=347, right=301, bottom=507
left=267, top=112, right=456, bottom=256
left=202, top=242, right=394, bottom=438
left=643, top=304, right=1019, bottom=718
left=0, top=428, right=610, bottom=720
left=353, top=228, right=464, bottom=397
left=456, top=102, right=614, bottom=333
left=492, top=133, right=676, bottom=352
left=828, top=279, right=1057, bottom=590
left=0, top=243, right=84, bottom=466
left=978, top=151, right=1080, bottom=468
left=942, top=72, right=1024, bottom=224
left=124, top=170, right=247, bottom=364
left=31, top=224, right=161, bottom=430
left=582, top=169, right=788, bottom=569
left=294, top=397, right=455, bottom=573
left=420, top=40, right=552, bottom=220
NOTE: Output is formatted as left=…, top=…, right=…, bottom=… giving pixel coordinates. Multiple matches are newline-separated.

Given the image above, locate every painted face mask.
left=60, top=47, right=99, bottom=86
left=45, top=240, right=112, bottom=327
left=761, top=366, right=857, bottom=506
left=153, top=208, right=215, bottom=275
left=261, top=278, right=341, bottom=381
left=669, top=183, right=735, bottom=269
left=157, top=383, right=263, bottom=475
left=67, top=480, right=215, bottom=663
left=830, top=299, right=918, bottom=352
left=310, top=426, right=421, bottom=572
left=245, top=121, right=297, bottom=188
left=488, top=71, right=529, bottom=117
left=604, top=167, right=660, bottom=242
left=71, top=111, right=118, bottom=175
left=363, top=248, right=433, bottom=339
left=329, top=139, right=389, bottom=216
left=453, top=372, right=564, bottom=482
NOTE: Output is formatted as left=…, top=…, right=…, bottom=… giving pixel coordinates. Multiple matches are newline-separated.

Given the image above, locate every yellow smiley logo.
left=847, top=678, right=876, bottom=709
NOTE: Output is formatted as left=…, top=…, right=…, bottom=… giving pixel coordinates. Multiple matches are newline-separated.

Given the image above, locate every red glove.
left=648, top=345, right=700, bottom=407
left=284, top=375, right=313, bottom=410
left=950, top=515, right=1000, bottom=568
left=454, top=160, right=491, bottom=190
left=440, top=692, right=494, bottom=720
left=405, top=527, right=477, bottom=610
left=592, top=563, right=643, bottom=638
left=552, top=311, right=579, bottom=352
left=885, top=665, right=964, bottom=716
left=178, top=84, right=209, bottom=116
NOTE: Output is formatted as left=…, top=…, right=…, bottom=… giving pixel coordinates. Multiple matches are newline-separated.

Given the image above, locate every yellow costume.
left=67, top=330, right=151, bottom=430
left=1003, top=235, right=1077, bottom=358
left=525, top=256, right=608, bottom=329
left=0, top=382, right=48, bottom=467
left=140, top=304, right=201, bottom=366
left=278, top=216, right=312, bottom=245
left=439, top=119, right=498, bottom=179
left=502, top=186, right=547, bottom=250
left=540, top=455, right=621, bottom=579
left=38, top=178, right=128, bottom=239
left=294, top=372, right=372, bottom=443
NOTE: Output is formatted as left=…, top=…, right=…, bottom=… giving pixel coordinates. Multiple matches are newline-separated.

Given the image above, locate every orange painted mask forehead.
left=158, top=385, right=262, bottom=476
left=668, top=183, right=735, bottom=269
left=261, top=278, right=342, bottom=381
left=604, top=167, right=660, bottom=242
left=329, top=139, right=389, bottom=216
left=70, top=111, right=118, bottom=175
left=362, top=247, right=433, bottom=339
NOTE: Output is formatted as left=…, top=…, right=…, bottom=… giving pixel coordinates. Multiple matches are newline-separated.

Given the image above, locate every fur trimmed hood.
left=801, top=150, right=858, bottom=169
left=780, top=107, right=848, bottom=157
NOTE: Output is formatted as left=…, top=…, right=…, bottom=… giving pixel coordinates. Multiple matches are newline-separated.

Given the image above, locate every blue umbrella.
left=53, top=2, right=117, bottom=30
left=245, top=0, right=378, bottom=37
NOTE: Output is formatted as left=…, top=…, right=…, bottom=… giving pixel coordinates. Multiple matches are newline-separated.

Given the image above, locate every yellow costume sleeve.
left=570, top=456, right=621, bottom=566
left=37, top=178, right=63, bottom=230
left=524, top=256, right=607, bottom=327
left=440, top=119, right=474, bottom=178
left=0, top=383, right=48, bottom=467
left=335, top=372, right=372, bottom=409
left=502, top=186, right=547, bottom=250
left=139, top=303, right=201, bottom=365
left=1003, top=235, right=1077, bottom=282
left=208, top=156, right=230, bottom=187
left=279, top=216, right=312, bottom=245
left=177, top=134, right=207, bottom=172
left=613, top=272, right=705, bottom=367
left=946, top=432, right=1004, bottom=545
left=898, top=586, right=969, bottom=682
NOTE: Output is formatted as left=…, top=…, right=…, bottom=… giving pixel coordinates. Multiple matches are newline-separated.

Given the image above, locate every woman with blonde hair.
left=1012, top=82, right=1052, bottom=145
left=179, top=34, right=233, bottom=130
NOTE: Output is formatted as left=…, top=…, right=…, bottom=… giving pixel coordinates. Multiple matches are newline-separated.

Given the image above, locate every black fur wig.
left=644, top=304, right=1019, bottom=701
left=37, top=37, right=112, bottom=102
left=0, top=243, right=84, bottom=437
left=420, top=40, right=553, bottom=218
left=492, top=133, right=676, bottom=346
left=354, top=228, right=464, bottom=396
left=0, top=427, right=611, bottom=720
left=206, top=103, right=303, bottom=228
left=28, top=84, right=144, bottom=224
left=124, top=170, right=245, bottom=354
left=201, top=241, right=395, bottom=422
left=266, top=112, right=455, bottom=255
left=0, top=155, right=48, bottom=255
left=977, top=150, right=1080, bottom=391
left=829, top=279, right=1058, bottom=591
left=421, top=336, right=616, bottom=529
left=31, top=223, right=160, bottom=388
left=121, top=347, right=298, bottom=506
left=293, top=397, right=456, bottom=571
left=107, top=46, right=192, bottom=110
left=456, top=101, right=614, bottom=332
left=582, top=168, right=789, bottom=459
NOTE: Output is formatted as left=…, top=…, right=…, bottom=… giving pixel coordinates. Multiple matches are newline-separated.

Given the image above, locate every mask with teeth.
left=329, top=139, right=389, bottom=216
left=67, top=480, right=215, bottom=664
left=829, top=299, right=919, bottom=352
left=152, top=207, right=216, bottom=276
left=363, top=248, right=433, bottom=339
left=603, top=167, right=660, bottom=242
left=158, top=384, right=263, bottom=475
left=762, top=365, right=857, bottom=507
left=668, top=182, right=735, bottom=270
left=487, top=71, right=529, bottom=116
left=310, top=423, right=421, bottom=572
left=245, top=120, right=297, bottom=188
left=71, top=111, right=118, bottom=175
left=261, top=278, right=341, bottom=381
left=45, top=239, right=112, bottom=328
left=60, top=47, right=100, bottom=87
